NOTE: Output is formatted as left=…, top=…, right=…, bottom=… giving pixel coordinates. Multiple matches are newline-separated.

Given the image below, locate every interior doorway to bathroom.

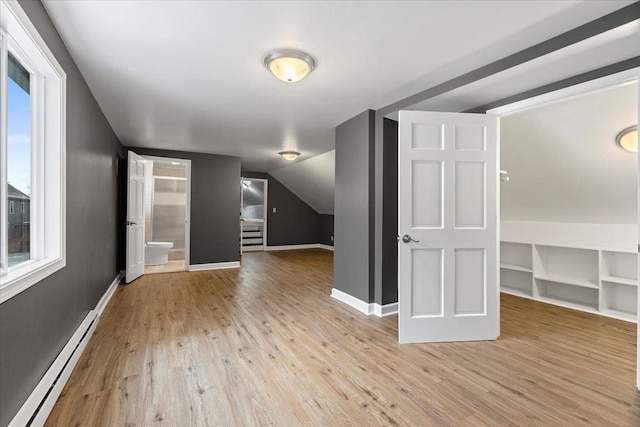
left=240, top=178, right=268, bottom=253
left=143, top=156, right=191, bottom=274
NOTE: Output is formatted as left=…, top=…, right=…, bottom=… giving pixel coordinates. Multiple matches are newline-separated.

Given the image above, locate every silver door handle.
left=401, top=234, right=419, bottom=243
left=125, top=221, right=137, bottom=226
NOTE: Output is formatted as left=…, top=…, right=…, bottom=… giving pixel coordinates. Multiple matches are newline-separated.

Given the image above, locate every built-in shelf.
left=500, top=241, right=638, bottom=323
left=536, top=295, right=599, bottom=314
left=500, top=263, right=532, bottom=273
left=601, top=275, right=638, bottom=287
left=533, top=273, right=598, bottom=289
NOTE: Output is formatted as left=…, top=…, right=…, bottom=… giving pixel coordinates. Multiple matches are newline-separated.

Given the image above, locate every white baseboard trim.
left=265, top=244, right=319, bottom=251
left=330, top=288, right=373, bottom=315
left=265, top=244, right=334, bottom=252
left=373, top=302, right=398, bottom=317
left=330, top=288, right=398, bottom=317
left=189, top=261, right=241, bottom=271
left=95, top=270, right=123, bottom=318
left=9, top=271, right=122, bottom=427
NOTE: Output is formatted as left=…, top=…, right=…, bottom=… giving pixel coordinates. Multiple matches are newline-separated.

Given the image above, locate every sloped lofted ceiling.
left=270, top=150, right=335, bottom=214
left=42, top=0, right=633, bottom=173
left=501, top=82, right=638, bottom=224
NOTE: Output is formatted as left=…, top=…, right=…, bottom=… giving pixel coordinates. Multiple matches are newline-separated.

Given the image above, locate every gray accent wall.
left=0, top=1, right=124, bottom=425
left=127, top=148, right=241, bottom=264
left=242, top=172, right=321, bottom=246
left=334, top=110, right=375, bottom=303
left=319, top=215, right=334, bottom=246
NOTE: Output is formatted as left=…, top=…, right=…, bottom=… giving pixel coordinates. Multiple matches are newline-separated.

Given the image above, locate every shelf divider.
left=534, top=273, right=598, bottom=289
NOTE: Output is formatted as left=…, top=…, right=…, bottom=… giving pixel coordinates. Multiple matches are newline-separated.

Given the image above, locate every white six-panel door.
left=126, top=151, right=146, bottom=283
left=398, top=111, right=499, bottom=343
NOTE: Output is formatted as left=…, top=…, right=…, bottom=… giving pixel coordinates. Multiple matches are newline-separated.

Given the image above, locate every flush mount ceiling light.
left=264, top=49, right=316, bottom=83
left=279, top=151, right=300, bottom=161
left=616, top=126, right=638, bottom=153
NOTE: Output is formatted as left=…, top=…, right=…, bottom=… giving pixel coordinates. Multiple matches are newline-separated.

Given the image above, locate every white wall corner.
left=330, top=288, right=374, bottom=315
left=372, top=302, right=398, bottom=317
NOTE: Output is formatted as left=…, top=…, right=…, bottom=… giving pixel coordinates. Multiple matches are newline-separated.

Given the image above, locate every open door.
left=125, top=151, right=146, bottom=283
left=398, top=111, right=498, bottom=343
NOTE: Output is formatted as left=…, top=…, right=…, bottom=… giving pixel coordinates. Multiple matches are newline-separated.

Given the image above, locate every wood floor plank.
left=45, top=249, right=639, bottom=426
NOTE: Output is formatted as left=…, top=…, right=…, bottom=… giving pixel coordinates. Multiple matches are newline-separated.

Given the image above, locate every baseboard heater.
left=9, top=272, right=122, bottom=427
left=9, top=311, right=97, bottom=427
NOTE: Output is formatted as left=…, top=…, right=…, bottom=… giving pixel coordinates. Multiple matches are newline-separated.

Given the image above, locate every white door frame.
left=125, top=151, right=146, bottom=283
left=142, top=155, right=191, bottom=271
left=240, top=177, right=268, bottom=252
left=487, top=67, right=640, bottom=389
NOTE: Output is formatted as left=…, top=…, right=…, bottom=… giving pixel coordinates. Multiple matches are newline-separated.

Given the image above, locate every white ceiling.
left=42, top=0, right=633, bottom=172
left=501, top=82, right=638, bottom=224
left=390, top=19, right=640, bottom=117
left=270, top=150, right=335, bottom=214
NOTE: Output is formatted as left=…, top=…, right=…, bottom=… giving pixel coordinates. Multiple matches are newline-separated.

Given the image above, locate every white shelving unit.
left=500, top=241, right=638, bottom=323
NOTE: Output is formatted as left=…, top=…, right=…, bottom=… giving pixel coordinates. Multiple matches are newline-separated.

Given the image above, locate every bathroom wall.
left=151, top=178, right=187, bottom=259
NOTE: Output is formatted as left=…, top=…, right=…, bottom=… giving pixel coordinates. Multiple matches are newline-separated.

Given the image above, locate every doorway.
left=396, top=67, right=639, bottom=384
left=142, top=156, right=191, bottom=274
left=240, top=178, right=268, bottom=253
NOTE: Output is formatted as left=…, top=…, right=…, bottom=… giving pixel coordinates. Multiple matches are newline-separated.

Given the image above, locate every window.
left=1, top=0, right=66, bottom=302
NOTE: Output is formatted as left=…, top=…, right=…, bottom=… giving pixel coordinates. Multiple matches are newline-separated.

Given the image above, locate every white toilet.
left=145, top=241, right=174, bottom=265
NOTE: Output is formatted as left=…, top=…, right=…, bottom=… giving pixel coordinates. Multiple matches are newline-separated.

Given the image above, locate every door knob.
left=125, top=221, right=137, bottom=226
left=401, top=234, right=419, bottom=243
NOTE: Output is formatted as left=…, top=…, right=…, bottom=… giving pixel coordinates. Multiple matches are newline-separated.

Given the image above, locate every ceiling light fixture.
left=279, top=151, right=300, bottom=161
left=616, top=125, right=638, bottom=153
left=264, top=49, right=316, bottom=83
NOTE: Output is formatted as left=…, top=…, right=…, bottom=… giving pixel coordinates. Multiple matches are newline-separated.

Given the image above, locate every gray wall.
left=382, top=118, right=398, bottom=305
left=319, top=214, right=334, bottom=246
left=0, top=2, right=124, bottom=425
left=243, top=172, right=321, bottom=246
left=128, top=148, right=241, bottom=264
left=334, top=110, right=375, bottom=303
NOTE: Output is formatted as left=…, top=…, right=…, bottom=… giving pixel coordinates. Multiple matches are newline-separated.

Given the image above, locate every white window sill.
left=0, top=258, right=65, bottom=303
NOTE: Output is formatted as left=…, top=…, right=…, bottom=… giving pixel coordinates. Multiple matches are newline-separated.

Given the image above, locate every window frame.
left=0, top=0, right=66, bottom=303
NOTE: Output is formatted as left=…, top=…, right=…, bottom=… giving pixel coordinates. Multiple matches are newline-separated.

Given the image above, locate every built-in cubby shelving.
left=500, top=240, right=638, bottom=323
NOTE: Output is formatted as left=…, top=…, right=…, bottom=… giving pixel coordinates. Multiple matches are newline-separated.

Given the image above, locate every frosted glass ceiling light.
left=264, top=49, right=316, bottom=83
left=616, top=126, right=638, bottom=153
left=279, top=151, right=300, bottom=161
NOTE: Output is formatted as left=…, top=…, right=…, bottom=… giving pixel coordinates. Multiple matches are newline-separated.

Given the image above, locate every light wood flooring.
left=46, top=249, right=639, bottom=426
left=144, top=260, right=185, bottom=275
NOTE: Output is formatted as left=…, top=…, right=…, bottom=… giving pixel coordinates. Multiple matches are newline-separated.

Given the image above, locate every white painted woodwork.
left=500, top=241, right=638, bottom=323
left=398, top=111, right=498, bottom=343
left=126, top=151, right=146, bottom=283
